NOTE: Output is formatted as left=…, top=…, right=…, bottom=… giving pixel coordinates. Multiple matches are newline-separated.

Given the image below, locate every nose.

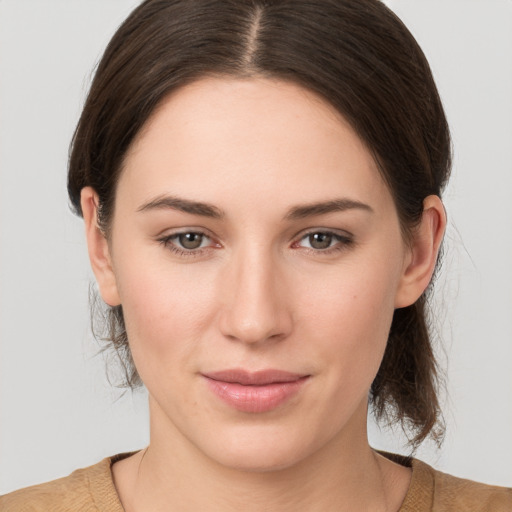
left=218, top=247, right=293, bottom=345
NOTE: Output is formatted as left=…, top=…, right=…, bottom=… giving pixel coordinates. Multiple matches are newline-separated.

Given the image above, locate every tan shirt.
left=1, top=452, right=511, bottom=511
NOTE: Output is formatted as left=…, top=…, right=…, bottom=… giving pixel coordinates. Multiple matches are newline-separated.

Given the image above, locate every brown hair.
left=68, top=0, right=451, bottom=448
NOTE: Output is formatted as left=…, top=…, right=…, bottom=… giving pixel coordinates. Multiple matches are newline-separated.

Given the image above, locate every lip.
left=202, top=369, right=310, bottom=413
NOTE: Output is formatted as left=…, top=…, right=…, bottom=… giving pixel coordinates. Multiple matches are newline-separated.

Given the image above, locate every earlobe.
left=81, top=187, right=121, bottom=307
left=394, top=195, right=447, bottom=308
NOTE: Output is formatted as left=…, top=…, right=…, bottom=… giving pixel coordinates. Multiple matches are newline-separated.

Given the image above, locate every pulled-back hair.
left=68, top=0, right=451, bottom=448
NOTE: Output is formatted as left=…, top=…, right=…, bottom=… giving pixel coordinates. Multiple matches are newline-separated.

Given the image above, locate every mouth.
left=202, top=369, right=310, bottom=413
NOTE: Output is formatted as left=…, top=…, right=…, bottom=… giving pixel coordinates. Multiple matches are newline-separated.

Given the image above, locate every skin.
left=82, top=77, right=446, bottom=511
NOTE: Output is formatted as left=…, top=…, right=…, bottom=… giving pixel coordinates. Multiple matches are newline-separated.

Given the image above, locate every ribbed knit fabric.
left=385, top=453, right=512, bottom=511
left=1, top=452, right=511, bottom=511
left=0, top=454, right=127, bottom=512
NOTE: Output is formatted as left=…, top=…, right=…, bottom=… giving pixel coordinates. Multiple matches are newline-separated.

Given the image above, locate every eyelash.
left=293, top=230, right=354, bottom=254
left=157, top=229, right=354, bottom=258
left=157, top=231, right=216, bottom=258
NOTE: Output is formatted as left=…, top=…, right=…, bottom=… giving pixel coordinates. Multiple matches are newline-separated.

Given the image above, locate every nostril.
left=219, top=309, right=292, bottom=345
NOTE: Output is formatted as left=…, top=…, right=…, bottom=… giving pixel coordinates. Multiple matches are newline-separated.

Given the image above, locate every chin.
left=212, top=445, right=307, bottom=473
left=197, top=423, right=323, bottom=473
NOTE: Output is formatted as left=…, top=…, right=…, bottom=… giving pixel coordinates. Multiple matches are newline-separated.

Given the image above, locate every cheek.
left=299, top=256, right=399, bottom=335
left=113, top=252, right=220, bottom=368
left=112, top=229, right=404, bottom=391
left=296, top=255, right=401, bottom=379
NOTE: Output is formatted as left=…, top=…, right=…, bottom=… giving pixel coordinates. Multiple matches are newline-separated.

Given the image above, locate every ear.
left=81, top=187, right=121, bottom=307
left=394, top=195, right=447, bottom=308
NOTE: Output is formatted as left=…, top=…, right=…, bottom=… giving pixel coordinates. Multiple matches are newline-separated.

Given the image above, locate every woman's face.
left=93, top=78, right=417, bottom=471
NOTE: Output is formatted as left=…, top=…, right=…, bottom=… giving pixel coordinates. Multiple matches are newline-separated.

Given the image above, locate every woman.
left=1, top=0, right=510, bottom=510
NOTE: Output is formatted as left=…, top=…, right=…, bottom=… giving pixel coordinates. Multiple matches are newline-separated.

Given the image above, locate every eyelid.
left=156, top=226, right=354, bottom=257
left=293, top=227, right=354, bottom=242
left=291, top=228, right=355, bottom=252
left=154, top=223, right=215, bottom=238
left=156, top=228, right=221, bottom=257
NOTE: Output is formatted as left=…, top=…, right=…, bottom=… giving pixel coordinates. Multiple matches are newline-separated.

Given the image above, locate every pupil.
left=310, top=233, right=332, bottom=249
left=179, top=233, right=202, bottom=249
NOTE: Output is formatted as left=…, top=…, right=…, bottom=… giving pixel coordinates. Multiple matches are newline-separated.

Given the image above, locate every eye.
left=174, top=232, right=209, bottom=250
left=303, top=232, right=334, bottom=250
left=158, top=231, right=215, bottom=255
left=295, top=231, right=353, bottom=252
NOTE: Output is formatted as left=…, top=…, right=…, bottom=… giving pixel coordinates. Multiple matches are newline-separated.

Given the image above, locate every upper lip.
left=203, top=369, right=308, bottom=386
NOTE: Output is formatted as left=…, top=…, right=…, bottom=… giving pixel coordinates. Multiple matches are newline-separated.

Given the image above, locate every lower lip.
left=204, top=376, right=309, bottom=413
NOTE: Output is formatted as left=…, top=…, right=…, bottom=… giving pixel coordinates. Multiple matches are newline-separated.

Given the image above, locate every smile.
left=202, top=369, right=310, bottom=413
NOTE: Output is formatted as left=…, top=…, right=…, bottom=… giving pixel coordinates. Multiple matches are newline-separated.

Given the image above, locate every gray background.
left=1, top=0, right=511, bottom=493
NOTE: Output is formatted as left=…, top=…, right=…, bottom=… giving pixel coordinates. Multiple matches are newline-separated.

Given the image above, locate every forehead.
left=119, top=77, right=391, bottom=214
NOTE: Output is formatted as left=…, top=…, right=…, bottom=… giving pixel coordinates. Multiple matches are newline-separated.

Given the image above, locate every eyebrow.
left=137, top=195, right=224, bottom=218
left=284, top=199, right=373, bottom=220
left=137, top=195, right=373, bottom=220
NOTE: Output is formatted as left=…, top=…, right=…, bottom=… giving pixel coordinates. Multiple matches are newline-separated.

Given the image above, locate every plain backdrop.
left=1, top=0, right=511, bottom=494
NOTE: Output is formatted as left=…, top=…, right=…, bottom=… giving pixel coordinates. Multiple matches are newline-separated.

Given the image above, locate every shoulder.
left=0, top=465, right=99, bottom=512
left=404, top=457, right=512, bottom=512
left=428, top=464, right=512, bottom=512
left=0, top=455, right=128, bottom=512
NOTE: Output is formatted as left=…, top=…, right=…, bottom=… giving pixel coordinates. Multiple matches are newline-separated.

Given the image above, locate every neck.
left=113, top=398, right=410, bottom=512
